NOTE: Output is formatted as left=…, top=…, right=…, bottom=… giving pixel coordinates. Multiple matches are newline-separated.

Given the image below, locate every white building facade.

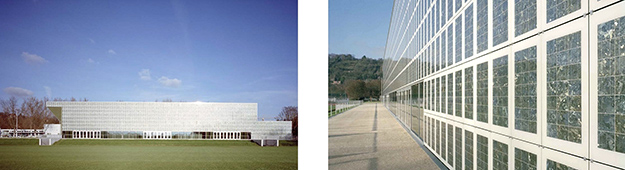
left=46, top=101, right=292, bottom=140
left=381, top=0, right=625, bottom=169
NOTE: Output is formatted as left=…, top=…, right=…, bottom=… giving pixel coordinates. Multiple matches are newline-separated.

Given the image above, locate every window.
left=442, top=122, right=447, bottom=160
left=546, top=0, right=580, bottom=23
left=456, top=17, right=463, bottom=63
left=493, top=140, right=508, bottom=170
left=466, top=66, right=474, bottom=119
left=477, top=62, right=489, bottom=123
left=546, top=31, right=582, bottom=143
left=442, top=76, right=447, bottom=113
left=448, top=25, right=454, bottom=66
left=493, top=55, right=509, bottom=127
left=456, top=70, right=463, bottom=117
left=514, top=0, right=536, bottom=36
left=514, top=46, right=537, bottom=134
left=546, top=159, right=577, bottom=170
left=465, top=130, right=474, bottom=170
left=493, top=0, right=508, bottom=46
left=514, top=148, right=537, bottom=170
left=455, top=0, right=462, bottom=13
left=447, top=0, right=453, bottom=21
left=465, top=3, right=474, bottom=58
left=448, top=124, right=454, bottom=166
left=442, top=30, right=447, bottom=69
left=597, top=15, right=625, bottom=153
left=477, top=0, right=488, bottom=53
left=455, top=127, right=463, bottom=170
left=477, top=135, right=488, bottom=170
left=448, top=73, right=454, bottom=115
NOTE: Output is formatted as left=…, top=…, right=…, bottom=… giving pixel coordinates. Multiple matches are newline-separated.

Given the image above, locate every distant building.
left=46, top=101, right=292, bottom=140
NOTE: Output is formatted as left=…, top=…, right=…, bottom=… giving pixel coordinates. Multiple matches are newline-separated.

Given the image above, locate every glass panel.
left=466, top=66, right=474, bottom=119
left=477, top=0, right=488, bottom=53
left=456, top=16, right=463, bottom=63
left=546, top=0, right=580, bottom=23
left=477, top=62, right=489, bottom=123
left=514, top=46, right=537, bottom=133
left=456, top=127, right=463, bottom=170
left=597, top=16, right=625, bottom=153
left=456, top=70, right=464, bottom=117
left=493, top=55, right=509, bottom=127
left=465, top=3, right=474, bottom=58
left=448, top=0, right=454, bottom=21
left=514, top=0, right=536, bottom=36
left=546, top=31, right=582, bottom=143
left=514, top=148, right=537, bottom=170
left=493, top=0, right=508, bottom=46
left=448, top=124, right=455, bottom=166
left=465, top=130, right=474, bottom=170
left=493, top=140, right=509, bottom=170
left=449, top=73, right=455, bottom=115
left=546, top=159, right=578, bottom=170
left=477, top=135, right=488, bottom=170
left=442, top=122, right=447, bottom=160
left=448, top=25, right=455, bottom=66
left=442, top=75, right=447, bottom=113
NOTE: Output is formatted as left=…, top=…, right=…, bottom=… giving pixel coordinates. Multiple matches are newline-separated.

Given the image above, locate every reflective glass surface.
left=456, top=17, right=464, bottom=63
left=465, top=4, right=474, bottom=58
left=477, top=0, right=488, bottom=53
left=493, top=55, right=509, bottom=127
left=493, top=0, right=508, bottom=46
left=466, top=67, right=474, bottom=119
left=477, top=62, right=489, bottom=123
left=477, top=134, right=488, bottom=170
left=546, top=159, right=578, bottom=170
left=597, top=16, right=625, bottom=153
left=546, top=31, right=582, bottom=143
left=514, top=0, right=536, bottom=36
left=546, top=0, right=580, bottom=23
left=456, top=70, right=463, bottom=117
left=493, top=140, right=509, bottom=170
left=514, top=148, right=537, bottom=170
left=465, top=130, right=474, bottom=170
left=456, top=127, right=463, bottom=170
left=514, top=46, right=537, bottom=133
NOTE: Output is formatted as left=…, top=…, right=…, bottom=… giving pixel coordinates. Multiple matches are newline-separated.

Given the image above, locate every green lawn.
left=0, top=139, right=297, bottom=170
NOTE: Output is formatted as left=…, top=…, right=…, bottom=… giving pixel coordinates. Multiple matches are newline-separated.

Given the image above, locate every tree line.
left=0, top=96, right=88, bottom=129
left=329, top=54, right=382, bottom=100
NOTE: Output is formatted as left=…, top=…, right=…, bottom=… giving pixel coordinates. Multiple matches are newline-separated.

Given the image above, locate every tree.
left=345, top=80, right=366, bottom=100
left=365, top=79, right=381, bottom=101
left=275, top=106, right=297, bottom=139
left=1, top=97, right=20, bottom=133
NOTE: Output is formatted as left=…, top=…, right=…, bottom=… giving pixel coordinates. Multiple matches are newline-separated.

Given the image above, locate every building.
left=381, top=0, right=625, bottom=169
left=46, top=101, right=292, bottom=140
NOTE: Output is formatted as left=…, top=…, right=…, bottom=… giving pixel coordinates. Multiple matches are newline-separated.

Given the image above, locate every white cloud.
left=89, top=38, right=95, bottom=44
left=107, top=49, right=116, bottom=55
left=21, top=52, right=48, bottom=65
left=87, top=58, right=96, bottom=63
left=3, top=87, right=34, bottom=97
left=43, top=86, right=51, bottom=97
left=158, top=76, right=182, bottom=88
left=138, top=69, right=151, bottom=80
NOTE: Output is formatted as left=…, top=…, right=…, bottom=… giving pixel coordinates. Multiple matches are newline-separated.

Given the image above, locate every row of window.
left=382, top=1, right=625, bottom=168
left=383, top=0, right=587, bottom=94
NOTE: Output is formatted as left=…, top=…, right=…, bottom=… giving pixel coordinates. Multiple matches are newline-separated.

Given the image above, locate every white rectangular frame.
left=589, top=1, right=625, bottom=168
left=542, top=148, right=589, bottom=170
left=510, top=34, right=543, bottom=145
left=540, top=17, right=589, bottom=158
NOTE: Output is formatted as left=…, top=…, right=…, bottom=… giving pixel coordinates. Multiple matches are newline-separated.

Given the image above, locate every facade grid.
left=381, top=0, right=625, bottom=169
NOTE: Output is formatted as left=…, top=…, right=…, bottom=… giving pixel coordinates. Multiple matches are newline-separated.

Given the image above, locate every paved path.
left=328, top=103, right=440, bottom=170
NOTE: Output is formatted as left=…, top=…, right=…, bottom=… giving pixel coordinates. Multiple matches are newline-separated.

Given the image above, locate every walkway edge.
left=384, top=107, right=449, bottom=170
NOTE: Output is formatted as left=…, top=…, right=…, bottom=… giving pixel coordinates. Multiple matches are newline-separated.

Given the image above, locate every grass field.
left=0, top=139, right=297, bottom=170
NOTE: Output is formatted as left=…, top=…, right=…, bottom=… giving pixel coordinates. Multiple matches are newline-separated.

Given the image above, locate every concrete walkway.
left=328, top=103, right=439, bottom=170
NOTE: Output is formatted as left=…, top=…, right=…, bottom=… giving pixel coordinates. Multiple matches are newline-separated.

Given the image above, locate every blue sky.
left=329, top=0, right=393, bottom=59
left=0, top=0, right=297, bottom=120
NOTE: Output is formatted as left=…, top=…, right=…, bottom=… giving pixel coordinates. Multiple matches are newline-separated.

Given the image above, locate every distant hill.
left=328, top=54, right=382, bottom=99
